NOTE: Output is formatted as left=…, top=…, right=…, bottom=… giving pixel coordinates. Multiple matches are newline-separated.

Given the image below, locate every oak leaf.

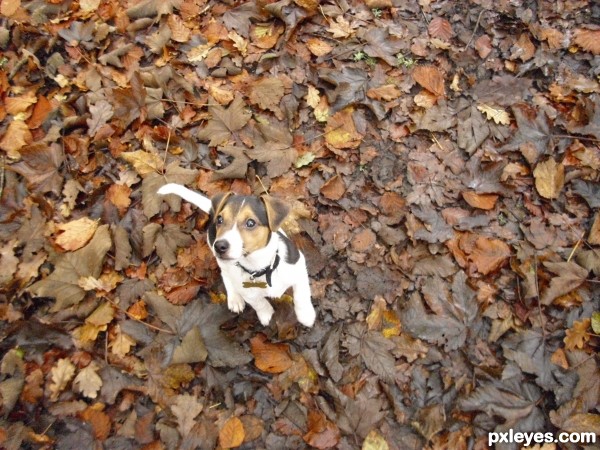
left=477, top=103, right=511, bottom=125
left=564, top=318, right=591, bottom=350
left=367, top=84, right=402, bottom=102
left=362, top=429, right=389, bottom=450
left=327, top=16, right=355, bottom=39
left=171, top=394, right=203, bottom=437
left=73, top=362, right=103, bottom=399
left=109, top=326, right=136, bottom=358
left=49, top=358, right=76, bottom=401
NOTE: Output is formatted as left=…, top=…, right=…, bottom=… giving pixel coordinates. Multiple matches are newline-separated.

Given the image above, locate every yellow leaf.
left=0, top=0, right=20, bottom=17
left=219, top=416, right=245, bottom=449
left=477, top=103, right=511, bottom=125
left=86, top=301, right=116, bottom=327
left=120, top=150, right=164, bottom=176
left=49, top=358, right=76, bottom=401
left=533, top=158, right=565, bottom=199
left=362, top=429, right=389, bottom=450
left=314, top=96, right=330, bottom=122
left=55, top=217, right=99, bottom=251
left=0, top=120, right=32, bottom=159
left=73, top=362, right=103, bottom=399
left=110, top=325, right=136, bottom=357
left=564, top=318, right=591, bottom=350
left=325, top=107, right=362, bottom=150
left=305, top=85, right=320, bottom=109
left=306, top=38, right=333, bottom=56
left=228, top=31, right=248, bottom=56
left=187, top=43, right=214, bottom=62
left=79, top=0, right=100, bottom=13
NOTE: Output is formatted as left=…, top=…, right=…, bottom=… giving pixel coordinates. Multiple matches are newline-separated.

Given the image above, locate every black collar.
left=236, top=252, right=280, bottom=287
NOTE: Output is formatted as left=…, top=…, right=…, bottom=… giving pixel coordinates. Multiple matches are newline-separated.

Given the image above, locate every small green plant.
left=372, top=8, right=383, bottom=18
left=353, top=50, right=366, bottom=62
left=0, top=57, right=8, bottom=69
left=396, top=53, right=415, bottom=68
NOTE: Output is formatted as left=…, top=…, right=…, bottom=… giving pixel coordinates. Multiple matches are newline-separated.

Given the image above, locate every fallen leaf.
left=428, top=17, right=453, bottom=41
left=49, top=358, right=76, bottom=401
left=573, top=28, right=600, bottom=55
left=0, top=120, right=32, bottom=158
left=250, top=334, right=293, bottom=374
left=327, top=15, right=355, bottom=39
left=171, top=394, right=203, bottom=437
left=367, top=84, right=402, bottom=102
left=120, top=150, right=164, bottom=177
left=320, top=175, right=346, bottom=201
left=588, top=212, right=600, bottom=245
left=168, top=14, right=190, bottom=43
left=412, top=65, right=445, bottom=97
left=55, top=217, right=99, bottom=251
left=362, top=429, right=389, bottom=450
left=477, top=103, right=511, bottom=125
left=80, top=406, right=111, bottom=441
left=197, top=95, right=252, bottom=146
left=325, top=107, right=362, bottom=151
left=109, top=326, right=136, bottom=358
left=306, top=38, right=333, bottom=56
left=249, top=77, right=284, bottom=113
left=73, top=362, right=103, bottom=399
left=462, top=191, right=499, bottom=210
left=219, top=416, right=245, bottom=449
left=533, top=158, right=565, bottom=199
left=303, top=410, right=341, bottom=449
left=469, top=235, right=511, bottom=275
left=564, top=318, right=591, bottom=350
left=541, top=261, right=589, bottom=305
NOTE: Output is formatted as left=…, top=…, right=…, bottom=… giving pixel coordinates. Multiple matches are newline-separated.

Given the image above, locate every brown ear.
left=211, top=192, right=233, bottom=216
left=261, top=195, right=289, bottom=231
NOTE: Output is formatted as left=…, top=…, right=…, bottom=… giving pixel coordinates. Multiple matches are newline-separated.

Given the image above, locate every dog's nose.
left=214, top=240, right=229, bottom=256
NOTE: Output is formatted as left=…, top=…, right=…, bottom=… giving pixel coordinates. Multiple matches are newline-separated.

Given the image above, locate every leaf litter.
left=1, top=0, right=600, bottom=449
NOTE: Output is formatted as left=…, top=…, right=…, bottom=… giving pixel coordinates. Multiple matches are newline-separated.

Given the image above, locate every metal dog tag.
left=243, top=281, right=268, bottom=289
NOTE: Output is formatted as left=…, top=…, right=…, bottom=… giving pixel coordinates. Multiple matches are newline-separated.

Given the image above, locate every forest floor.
left=0, top=0, right=600, bottom=449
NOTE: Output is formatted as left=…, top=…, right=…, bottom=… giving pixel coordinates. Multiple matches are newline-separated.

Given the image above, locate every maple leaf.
left=197, top=95, right=252, bottom=146
left=249, top=77, right=284, bottom=113
left=540, top=261, right=589, bottom=305
left=111, top=73, right=147, bottom=127
left=327, top=15, right=356, bottom=39
left=363, top=27, right=404, bottom=67
left=246, top=142, right=297, bottom=178
left=73, top=362, right=103, bottom=399
left=143, top=223, right=193, bottom=266
left=143, top=161, right=197, bottom=217
left=212, top=145, right=252, bottom=180
left=28, top=225, right=112, bottom=311
left=503, top=104, right=553, bottom=164
left=86, top=100, right=113, bottom=137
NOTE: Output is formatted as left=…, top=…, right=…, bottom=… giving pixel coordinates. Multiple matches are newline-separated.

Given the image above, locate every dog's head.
left=207, top=193, right=289, bottom=260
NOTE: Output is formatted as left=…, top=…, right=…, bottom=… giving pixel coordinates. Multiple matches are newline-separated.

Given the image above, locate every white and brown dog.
left=157, top=183, right=316, bottom=327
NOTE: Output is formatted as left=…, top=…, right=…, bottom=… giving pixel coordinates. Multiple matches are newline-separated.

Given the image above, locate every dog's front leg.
left=244, top=296, right=275, bottom=326
left=292, top=268, right=316, bottom=327
left=222, top=278, right=245, bottom=314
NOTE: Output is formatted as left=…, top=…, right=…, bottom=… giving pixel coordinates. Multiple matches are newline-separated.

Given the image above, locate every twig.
left=255, top=175, right=270, bottom=196
left=567, top=237, right=583, bottom=262
left=106, top=298, right=175, bottom=335
left=0, top=155, right=5, bottom=200
left=464, top=9, right=485, bottom=50
left=533, top=253, right=547, bottom=340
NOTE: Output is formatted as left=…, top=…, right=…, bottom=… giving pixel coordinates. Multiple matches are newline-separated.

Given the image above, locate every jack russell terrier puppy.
left=157, top=183, right=316, bottom=327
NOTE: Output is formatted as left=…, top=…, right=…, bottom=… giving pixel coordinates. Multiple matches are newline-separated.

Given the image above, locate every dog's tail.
left=157, top=183, right=212, bottom=214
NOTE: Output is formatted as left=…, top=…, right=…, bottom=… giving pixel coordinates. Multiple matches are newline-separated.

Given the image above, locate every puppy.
left=157, top=183, right=316, bottom=327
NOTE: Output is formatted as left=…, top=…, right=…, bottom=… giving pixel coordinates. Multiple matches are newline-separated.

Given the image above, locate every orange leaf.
left=564, top=318, right=591, bottom=350
left=219, top=416, right=245, bottom=449
left=325, top=107, right=362, bottom=151
left=306, top=38, right=333, bottom=57
left=303, top=410, right=341, bottom=449
left=106, top=184, right=132, bottom=215
left=469, top=236, right=511, bottom=275
left=367, top=84, right=402, bottom=101
left=320, top=175, right=346, bottom=201
left=0, top=120, right=32, bottom=158
left=573, top=29, right=600, bottom=55
left=27, top=95, right=53, bottom=129
left=80, top=406, right=111, bottom=441
left=250, top=334, right=293, bottom=374
left=412, top=65, right=445, bottom=97
left=462, top=191, right=499, bottom=210
left=428, top=17, right=453, bottom=41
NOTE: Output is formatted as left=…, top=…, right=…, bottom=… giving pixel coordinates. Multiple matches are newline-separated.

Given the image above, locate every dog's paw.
left=256, top=308, right=274, bottom=326
left=228, top=296, right=245, bottom=314
left=295, top=304, right=316, bottom=327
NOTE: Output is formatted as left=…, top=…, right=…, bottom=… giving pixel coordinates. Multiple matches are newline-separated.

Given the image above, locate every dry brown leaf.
left=428, top=17, right=453, bottom=41
left=540, top=27, right=564, bottom=50
left=250, top=334, right=293, bottom=374
left=564, top=318, right=591, bottom=350
left=305, top=85, right=320, bottom=108
left=351, top=228, right=376, bottom=252
left=362, top=429, right=390, bottom=450
left=475, top=35, right=492, bottom=58
left=320, top=175, right=346, bottom=201
left=533, top=158, right=564, bottom=199
left=55, top=217, right=99, bottom=251
left=306, top=38, right=333, bottom=56
left=325, top=107, right=362, bottom=150
left=219, top=416, right=245, bottom=449
left=412, top=65, right=445, bottom=97
left=208, top=83, right=234, bottom=105
left=462, top=191, right=499, bottom=210
left=512, top=33, right=535, bottom=61
left=303, top=410, right=341, bottom=449
left=589, top=212, right=600, bottom=245
left=109, top=325, right=136, bottom=357
left=469, top=236, right=511, bottom=275
left=249, top=77, right=284, bottom=112
left=120, top=150, right=164, bottom=177
left=367, top=84, right=402, bottom=101
left=0, top=0, right=21, bottom=16
left=80, top=406, right=111, bottom=441
left=49, top=358, right=76, bottom=401
left=106, top=184, right=132, bottom=215
left=73, top=362, right=103, bottom=399
left=171, top=394, right=203, bottom=437
left=0, top=120, right=32, bottom=159
left=327, top=16, right=356, bottom=39
left=167, top=14, right=190, bottom=43
left=573, top=28, right=600, bottom=55
left=5, top=90, right=37, bottom=115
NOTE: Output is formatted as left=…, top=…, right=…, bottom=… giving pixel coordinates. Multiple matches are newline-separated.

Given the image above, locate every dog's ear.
left=260, top=195, right=289, bottom=231
left=211, top=192, right=233, bottom=217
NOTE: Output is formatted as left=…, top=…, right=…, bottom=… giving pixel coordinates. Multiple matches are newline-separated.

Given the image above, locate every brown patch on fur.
left=214, top=197, right=271, bottom=254
left=260, top=195, right=290, bottom=231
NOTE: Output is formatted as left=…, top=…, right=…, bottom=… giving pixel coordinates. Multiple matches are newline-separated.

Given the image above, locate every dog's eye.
left=246, top=218, right=256, bottom=228
left=216, top=215, right=223, bottom=225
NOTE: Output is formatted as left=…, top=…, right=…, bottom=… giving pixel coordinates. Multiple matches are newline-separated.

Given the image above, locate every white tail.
left=157, top=183, right=212, bottom=213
